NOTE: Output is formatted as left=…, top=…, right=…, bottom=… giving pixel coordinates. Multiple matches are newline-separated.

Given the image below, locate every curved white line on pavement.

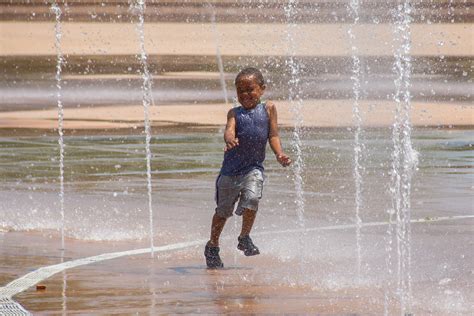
left=0, top=214, right=472, bottom=313
left=0, top=240, right=204, bottom=299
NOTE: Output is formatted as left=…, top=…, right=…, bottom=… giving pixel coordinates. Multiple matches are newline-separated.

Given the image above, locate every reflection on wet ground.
left=8, top=236, right=380, bottom=314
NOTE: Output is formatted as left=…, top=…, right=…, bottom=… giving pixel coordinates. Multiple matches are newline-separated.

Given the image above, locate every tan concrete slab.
left=1, top=22, right=472, bottom=56
left=0, top=100, right=472, bottom=129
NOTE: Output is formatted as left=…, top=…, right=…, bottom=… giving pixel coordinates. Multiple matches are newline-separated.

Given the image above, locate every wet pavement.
left=1, top=127, right=473, bottom=314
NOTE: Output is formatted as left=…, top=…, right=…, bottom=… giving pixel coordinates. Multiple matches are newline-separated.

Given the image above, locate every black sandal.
left=237, top=235, right=260, bottom=256
left=204, top=243, right=224, bottom=269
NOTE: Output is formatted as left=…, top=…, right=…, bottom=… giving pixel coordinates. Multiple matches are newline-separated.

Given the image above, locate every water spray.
left=347, top=0, right=364, bottom=281
left=51, top=1, right=65, bottom=251
left=386, top=1, right=419, bottom=314
left=132, top=0, right=156, bottom=257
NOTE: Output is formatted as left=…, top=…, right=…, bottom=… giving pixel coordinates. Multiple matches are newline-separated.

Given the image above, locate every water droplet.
left=439, top=278, right=452, bottom=285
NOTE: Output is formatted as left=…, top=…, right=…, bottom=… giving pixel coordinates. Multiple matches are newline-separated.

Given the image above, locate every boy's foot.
left=204, top=243, right=224, bottom=269
left=237, top=235, right=260, bottom=256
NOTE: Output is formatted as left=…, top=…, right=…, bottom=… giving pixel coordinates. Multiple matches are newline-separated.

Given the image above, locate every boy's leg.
left=205, top=174, right=239, bottom=268
left=240, top=208, right=256, bottom=237
left=205, top=213, right=227, bottom=268
left=236, top=169, right=263, bottom=256
left=208, top=213, right=227, bottom=247
left=237, top=209, right=260, bottom=256
left=210, top=174, right=238, bottom=246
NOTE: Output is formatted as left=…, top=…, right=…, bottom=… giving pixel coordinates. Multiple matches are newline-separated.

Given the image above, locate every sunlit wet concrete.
left=2, top=218, right=473, bottom=315
left=0, top=127, right=472, bottom=314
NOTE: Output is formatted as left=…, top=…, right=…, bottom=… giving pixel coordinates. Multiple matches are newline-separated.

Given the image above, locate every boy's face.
left=235, top=75, right=265, bottom=109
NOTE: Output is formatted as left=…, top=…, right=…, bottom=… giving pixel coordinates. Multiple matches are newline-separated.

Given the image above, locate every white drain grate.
left=0, top=297, right=31, bottom=315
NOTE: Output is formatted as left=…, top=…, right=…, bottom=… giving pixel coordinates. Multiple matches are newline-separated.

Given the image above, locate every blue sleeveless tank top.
left=220, top=102, right=269, bottom=176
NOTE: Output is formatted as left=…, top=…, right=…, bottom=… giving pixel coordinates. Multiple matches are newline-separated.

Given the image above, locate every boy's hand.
left=276, top=153, right=291, bottom=167
left=224, top=138, right=239, bottom=151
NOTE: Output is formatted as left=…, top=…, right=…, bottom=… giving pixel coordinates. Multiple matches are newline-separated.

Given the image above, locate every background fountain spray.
left=132, top=0, right=156, bottom=257
left=284, top=0, right=307, bottom=276
left=347, top=0, right=364, bottom=281
left=387, top=0, right=419, bottom=314
left=284, top=0, right=306, bottom=230
left=208, top=2, right=228, bottom=106
left=51, top=1, right=65, bottom=251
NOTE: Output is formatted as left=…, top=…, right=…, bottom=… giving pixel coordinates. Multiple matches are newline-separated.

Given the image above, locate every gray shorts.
left=215, top=169, right=264, bottom=218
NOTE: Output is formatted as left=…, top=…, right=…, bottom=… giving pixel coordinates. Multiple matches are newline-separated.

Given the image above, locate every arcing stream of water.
left=51, top=1, right=65, bottom=251
left=386, top=1, right=419, bottom=315
left=133, top=0, right=156, bottom=257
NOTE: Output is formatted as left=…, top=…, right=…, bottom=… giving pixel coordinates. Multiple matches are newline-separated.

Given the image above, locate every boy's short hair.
left=235, top=67, right=265, bottom=87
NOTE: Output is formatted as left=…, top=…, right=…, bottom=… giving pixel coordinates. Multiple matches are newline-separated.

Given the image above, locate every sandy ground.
left=0, top=100, right=472, bottom=130
left=1, top=22, right=472, bottom=57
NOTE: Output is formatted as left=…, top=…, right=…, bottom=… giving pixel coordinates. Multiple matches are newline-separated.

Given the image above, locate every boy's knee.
left=242, top=208, right=257, bottom=216
left=213, top=212, right=228, bottom=220
left=246, top=197, right=260, bottom=209
left=236, top=198, right=259, bottom=215
left=215, top=207, right=233, bottom=219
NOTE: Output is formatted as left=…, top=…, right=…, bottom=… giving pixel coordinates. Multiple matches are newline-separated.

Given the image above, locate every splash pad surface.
left=1, top=0, right=473, bottom=314
left=1, top=128, right=473, bottom=315
left=2, top=215, right=473, bottom=314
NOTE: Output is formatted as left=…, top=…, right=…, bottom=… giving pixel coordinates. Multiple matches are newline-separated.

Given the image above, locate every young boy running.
left=205, top=67, right=291, bottom=268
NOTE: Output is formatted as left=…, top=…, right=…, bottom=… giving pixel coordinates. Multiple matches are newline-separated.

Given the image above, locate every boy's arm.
left=224, top=108, right=239, bottom=151
left=266, top=102, right=291, bottom=167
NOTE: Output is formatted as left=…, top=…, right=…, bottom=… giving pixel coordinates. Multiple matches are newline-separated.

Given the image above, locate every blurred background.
left=1, top=0, right=472, bottom=110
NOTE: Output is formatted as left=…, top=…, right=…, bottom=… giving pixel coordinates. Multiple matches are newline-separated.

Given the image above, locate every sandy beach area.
left=1, top=22, right=472, bottom=57
left=0, top=100, right=472, bottom=130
